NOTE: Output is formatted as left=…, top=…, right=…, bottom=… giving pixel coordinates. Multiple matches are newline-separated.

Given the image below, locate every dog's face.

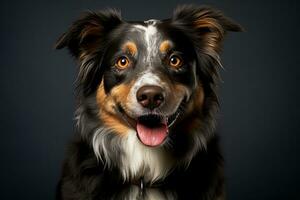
left=56, top=5, right=242, bottom=161
left=95, top=19, right=201, bottom=146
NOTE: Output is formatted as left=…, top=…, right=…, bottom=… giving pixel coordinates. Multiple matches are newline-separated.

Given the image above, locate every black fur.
left=56, top=134, right=224, bottom=200
left=55, top=5, right=242, bottom=200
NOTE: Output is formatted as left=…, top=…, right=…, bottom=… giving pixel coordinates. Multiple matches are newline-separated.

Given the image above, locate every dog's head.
left=56, top=5, right=242, bottom=173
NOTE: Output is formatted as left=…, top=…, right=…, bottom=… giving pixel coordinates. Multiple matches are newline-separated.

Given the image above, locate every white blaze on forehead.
left=133, top=25, right=157, bottom=44
left=133, top=20, right=160, bottom=63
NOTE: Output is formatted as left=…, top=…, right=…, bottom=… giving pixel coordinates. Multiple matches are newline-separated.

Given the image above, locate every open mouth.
left=137, top=114, right=168, bottom=147
left=115, top=104, right=182, bottom=147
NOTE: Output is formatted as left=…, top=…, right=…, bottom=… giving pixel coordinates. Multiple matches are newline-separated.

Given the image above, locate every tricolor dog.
left=55, top=5, right=242, bottom=200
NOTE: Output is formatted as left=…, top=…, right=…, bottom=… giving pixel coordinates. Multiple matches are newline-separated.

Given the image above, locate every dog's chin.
left=115, top=103, right=182, bottom=147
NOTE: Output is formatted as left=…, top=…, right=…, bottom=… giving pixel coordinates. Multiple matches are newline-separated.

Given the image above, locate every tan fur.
left=159, top=40, right=172, bottom=53
left=187, top=84, right=205, bottom=113
left=79, top=25, right=102, bottom=41
left=122, top=41, right=138, bottom=56
left=194, top=16, right=225, bottom=53
left=179, top=84, right=205, bottom=132
left=96, top=81, right=134, bottom=135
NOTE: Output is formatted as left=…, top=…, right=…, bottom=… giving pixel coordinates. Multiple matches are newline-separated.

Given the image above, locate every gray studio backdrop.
left=0, top=0, right=299, bottom=199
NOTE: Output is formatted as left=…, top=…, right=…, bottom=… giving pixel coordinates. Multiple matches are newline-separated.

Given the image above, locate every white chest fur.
left=120, top=131, right=174, bottom=183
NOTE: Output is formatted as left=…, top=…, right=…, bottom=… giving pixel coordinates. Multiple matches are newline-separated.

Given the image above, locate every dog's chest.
left=115, top=185, right=176, bottom=200
left=120, top=131, right=175, bottom=183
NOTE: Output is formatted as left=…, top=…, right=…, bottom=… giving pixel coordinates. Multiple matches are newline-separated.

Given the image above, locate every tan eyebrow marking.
left=159, top=40, right=172, bottom=53
left=122, top=41, right=138, bottom=56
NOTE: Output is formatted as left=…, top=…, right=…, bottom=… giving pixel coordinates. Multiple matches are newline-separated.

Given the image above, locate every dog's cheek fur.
left=167, top=83, right=209, bottom=160
left=182, top=83, right=205, bottom=130
left=166, top=82, right=192, bottom=114
left=96, top=81, right=133, bottom=136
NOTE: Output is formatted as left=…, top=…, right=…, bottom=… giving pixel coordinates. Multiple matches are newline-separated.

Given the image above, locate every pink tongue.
left=136, top=121, right=168, bottom=147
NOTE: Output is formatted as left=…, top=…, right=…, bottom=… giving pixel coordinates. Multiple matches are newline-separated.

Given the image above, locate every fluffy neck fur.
left=75, top=92, right=218, bottom=184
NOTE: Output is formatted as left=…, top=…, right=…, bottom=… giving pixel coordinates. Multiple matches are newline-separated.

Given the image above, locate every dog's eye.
left=169, top=55, right=183, bottom=69
left=116, top=56, right=130, bottom=70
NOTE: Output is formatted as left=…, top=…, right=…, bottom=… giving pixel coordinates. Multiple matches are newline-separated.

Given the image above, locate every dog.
left=55, top=5, right=242, bottom=200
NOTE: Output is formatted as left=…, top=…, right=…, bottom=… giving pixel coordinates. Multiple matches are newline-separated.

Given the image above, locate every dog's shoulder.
left=165, top=136, right=225, bottom=199
left=56, top=135, right=124, bottom=200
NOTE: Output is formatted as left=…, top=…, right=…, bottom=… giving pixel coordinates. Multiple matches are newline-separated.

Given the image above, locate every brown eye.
left=116, top=56, right=130, bottom=70
left=169, top=55, right=183, bottom=69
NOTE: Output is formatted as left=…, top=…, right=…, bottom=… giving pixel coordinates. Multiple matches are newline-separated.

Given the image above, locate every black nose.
left=136, top=85, right=164, bottom=109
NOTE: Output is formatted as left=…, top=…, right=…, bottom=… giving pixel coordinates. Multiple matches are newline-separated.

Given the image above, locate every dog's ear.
left=55, top=9, right=122, bottom=96
left=172, top=5, right=243, bottom=56
left=172, top=5, right=243, bottom=87
left=55, top=9, right=122, bottom=58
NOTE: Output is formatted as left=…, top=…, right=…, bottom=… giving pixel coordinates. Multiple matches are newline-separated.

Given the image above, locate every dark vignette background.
left=1, top=0, right=299, bottom=199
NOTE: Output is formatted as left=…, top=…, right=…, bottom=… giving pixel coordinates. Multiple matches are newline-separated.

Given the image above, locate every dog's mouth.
left=137, top=114, right=168, bottom=147
left=115, top=104, right=182, bottom=147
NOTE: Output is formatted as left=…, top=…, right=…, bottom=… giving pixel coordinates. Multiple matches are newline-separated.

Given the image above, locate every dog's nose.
left=136, top=85, right=164, bottom=109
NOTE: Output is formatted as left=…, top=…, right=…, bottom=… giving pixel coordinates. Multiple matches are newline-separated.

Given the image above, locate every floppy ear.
left=172, top=5, right=243, bottom=58
left=172, top=5, right=243, bottom=87
left=55, top=9, right=122, bottom=95
left=55, top=9, right=122, bottom=58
